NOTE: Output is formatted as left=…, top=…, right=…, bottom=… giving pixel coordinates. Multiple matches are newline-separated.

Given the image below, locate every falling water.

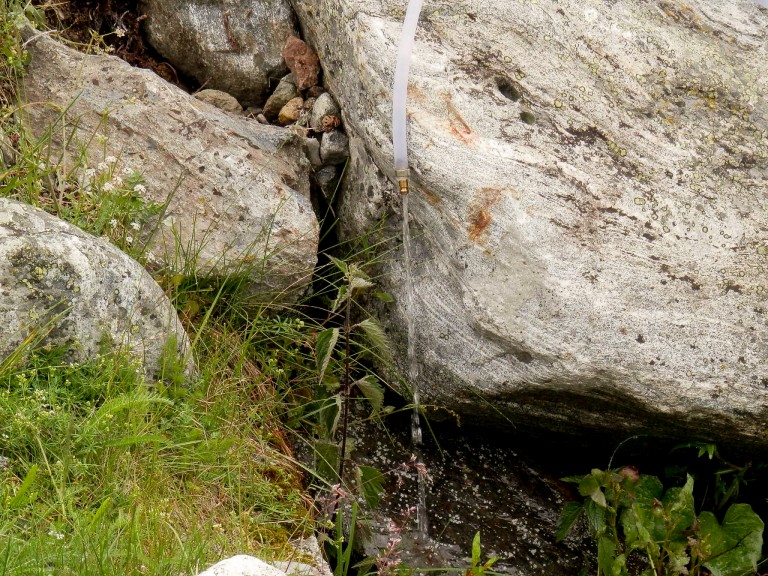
left=401, top=193, right=429, bottom=538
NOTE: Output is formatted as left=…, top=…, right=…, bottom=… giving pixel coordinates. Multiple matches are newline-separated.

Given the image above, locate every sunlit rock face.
left=291, top=0, right=768, bottom=447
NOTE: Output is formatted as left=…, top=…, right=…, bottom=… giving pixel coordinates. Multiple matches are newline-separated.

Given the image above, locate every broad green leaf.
left=350, top=276, right=374, bottom=291
left=355, top=317, right=392, bottom=362
left=700, top=503, right=764, bottom=576
left=315, top=327, right=339, bottom=383
left=665, top=540, right=690, bottom=575
left=357, top=465, right=386, bottom=509
left=597, top=536, right=627, bottom=576
left=472, top=531, right=481, bottom=567
left=619, top=474, right=663, bottom=508
left=585, top=498, right=607, bottom=536
left=318, top=395, right=341, bottom=438
left=621, top=505, right=656, bottom=551
left=662, top=475, right=695, bottom=536
left=331, top=285, right=349, bottom=313
left=354, top=375, right=385, bottom=413
left=578, top=474, right=601, bottom=499
left=556, top=502, right=584, bottom=542
left=313, top=439, right=340, bottom=484
left=328, top=255, right=348, bottom=275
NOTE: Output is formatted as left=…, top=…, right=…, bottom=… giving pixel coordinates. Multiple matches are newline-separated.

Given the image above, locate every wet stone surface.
left=348, top=414, right=593, bottom=574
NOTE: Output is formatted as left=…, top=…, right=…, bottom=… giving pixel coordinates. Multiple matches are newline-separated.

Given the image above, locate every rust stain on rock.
left=467, top=187, right=505, bottom=243
left=443, top=93, right=476, bottom=144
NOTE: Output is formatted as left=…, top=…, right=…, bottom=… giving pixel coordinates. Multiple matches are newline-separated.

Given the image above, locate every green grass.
left=0, top=4, right=321, bottom=573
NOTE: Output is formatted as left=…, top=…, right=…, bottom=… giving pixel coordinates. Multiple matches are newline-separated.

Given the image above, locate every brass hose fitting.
left=395, top=168, right=410, bottom=195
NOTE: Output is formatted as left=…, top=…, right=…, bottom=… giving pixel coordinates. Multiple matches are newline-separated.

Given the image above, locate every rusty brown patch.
left=443, top=93, right=476, bottom=144
left=467, top=187, right=504, bottom=243
left=421, top=187, right=442, bottom=205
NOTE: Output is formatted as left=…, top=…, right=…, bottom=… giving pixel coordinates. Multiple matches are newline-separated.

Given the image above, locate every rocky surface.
left=282, top=36, right=321, bottom=91
left=21, top=31, right=319, bottom=303
left=140, top=0, right=299, bottom=106
left=195, top=88, right=243, bottom=113
left=0, top=198, right=190, bottom=378
left=290, top=0, right=768, bottom=447
left=264, top=74, right=300, bottom=121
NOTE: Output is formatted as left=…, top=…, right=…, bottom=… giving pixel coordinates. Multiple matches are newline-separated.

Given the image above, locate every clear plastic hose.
left=392, top=0, right=424, bottom=190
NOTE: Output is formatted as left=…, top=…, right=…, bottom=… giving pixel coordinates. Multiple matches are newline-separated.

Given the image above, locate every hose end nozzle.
left=395, top=168, right=410, bottom=195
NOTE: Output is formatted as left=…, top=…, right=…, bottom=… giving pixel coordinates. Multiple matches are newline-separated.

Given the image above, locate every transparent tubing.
left=392, top=0, right=424, bottom=193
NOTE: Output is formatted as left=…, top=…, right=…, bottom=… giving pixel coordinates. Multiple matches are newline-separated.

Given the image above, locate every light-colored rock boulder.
left=319, top=130, right=348, bottom=165
left=291, top=0, right=768, bottom=446
left=196, top=556, right=288, bottom=576
left=140, top=0, right=299, bottom=106
left=0, top=198, right=190, bottom=378
left=21, top=31, right=319, bottom=302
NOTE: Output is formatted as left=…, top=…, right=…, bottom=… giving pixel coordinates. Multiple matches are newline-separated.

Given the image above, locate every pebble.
left=319, top=130, right=349, bottom=165
left=310, top=92, right=341, bottom=132
left=194, top=89, right=242, bottom=113
left=256, top=113, right=268, bottom=124
left=263, top=74, right=299, bottom=121
left=282, top=36, right=321, bottom=91
left=278, top=97, right=304, bottom=126
left=315, top=165, right=338, bottom=199
left=303, top=137, right=323, bottom=168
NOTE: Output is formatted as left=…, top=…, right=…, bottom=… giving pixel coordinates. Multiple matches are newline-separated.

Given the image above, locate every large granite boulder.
left=290, top=0, right=768, bottom=446
left=0, top=198, right=190, bottom=378
left=140, top=0, right=299, bottom=107
left=21, top=31, right=318, bottom=303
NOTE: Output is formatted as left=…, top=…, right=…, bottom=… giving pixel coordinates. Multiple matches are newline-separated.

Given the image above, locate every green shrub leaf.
left=354, top=375, right=384, bottom=413
left=556, top=501, right=583, bottom=542
left=700, top=503, right=764, bottom=576
left=357, top=465, right=385, bottom=509
left=315, top=327, right=339, bottom=383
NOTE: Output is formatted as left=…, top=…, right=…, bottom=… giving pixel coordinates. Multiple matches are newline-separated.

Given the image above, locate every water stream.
left=401, top=193, right=429, bottom=537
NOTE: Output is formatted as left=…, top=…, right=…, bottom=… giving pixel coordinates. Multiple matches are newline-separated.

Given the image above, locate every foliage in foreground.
left=558, top=467, right=764, bottom=576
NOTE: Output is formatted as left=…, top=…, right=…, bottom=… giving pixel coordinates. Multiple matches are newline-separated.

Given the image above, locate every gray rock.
left=21, top=30, right=318, bottom=303
left=194, top=89, right=243, bottom=113
left=0, top=198, right=191, bottom=379
left=263, top=74, right=300, bottom=121
left=309, top=92, right=340, bottom=132
left=141, top=0, right=299, bottom=106
left=314, top=165, right=337, bottom=199
left=195, top=556, right=287, bottom=576
left=302, top=137, right=322, bottom=168
left=319, top=130, right=348, bottom=165
left=256, top=113, right=269, bottom=125
left=291, top=0, right=768, bottom=447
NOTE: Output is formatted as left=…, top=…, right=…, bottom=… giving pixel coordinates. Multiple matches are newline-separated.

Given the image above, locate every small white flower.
left=133, top=183, right=147, bottom=194
left=102, top=182, right=115, bottom=192
left=130, top=222, right=140, bottom=231
left=97, top=162, right=109, bottom=172
left=104, top=155, right=117, bottom=164
left=84, top=168, right=96, bottom=179
left=109, top=218, right=118, bottom=228
left=112, top=175, right=124, bottom=187
left=122, top=166, right=134, bottom=176
left=125, top=235, right=133, bottom=245
left=47, top=530, right=64, bottom=540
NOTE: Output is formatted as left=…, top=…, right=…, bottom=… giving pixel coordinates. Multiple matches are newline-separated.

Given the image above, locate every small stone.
left=283, top=36, right=321, bottom=91
left=245, top=106, right=263, bottom=118
left=303, top=97, right=316, bottom=112
left=319, top=130, right=349, bottom=165
left=263, top=74, right=299, bottom=121
left=194, top=89, right=242, bottom=113
left=310, top=92, right=341, bottom=131
left=303, top=137, right=323, bottom=168
left=315, top=165, right=337, bottom=198
left=306, top=86, right=325, bottom=99
left=256, top=113, right=268, bottom=124
left=278, top=97, right=304, bottom=126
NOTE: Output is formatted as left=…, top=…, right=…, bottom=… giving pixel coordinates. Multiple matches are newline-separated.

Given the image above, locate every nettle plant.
left=557, top=467, right=764, bottom=576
